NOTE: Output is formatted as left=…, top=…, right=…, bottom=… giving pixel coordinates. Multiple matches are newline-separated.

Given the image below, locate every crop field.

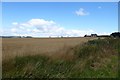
left=2, top=37, right=119, bottom=78
left=2, top=37, right=96, bottom=61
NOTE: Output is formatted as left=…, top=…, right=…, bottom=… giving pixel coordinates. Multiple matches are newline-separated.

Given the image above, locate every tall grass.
left=2, top=38, right=119, bottom=78
left=72, top=38, right=119, bottom=78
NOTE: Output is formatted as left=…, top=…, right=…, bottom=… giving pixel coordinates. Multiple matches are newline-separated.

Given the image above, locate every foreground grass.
left=2, top=38, right=119, bottom=78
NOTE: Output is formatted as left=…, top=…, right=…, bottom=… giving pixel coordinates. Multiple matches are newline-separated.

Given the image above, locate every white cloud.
left=0, top=28, right=3, bottom=36
left=11, top=28, right=17, bottom=33
left=28, top=19, right=56, bottom=26
left=12, top=22, right=18, bottom=25
left=97, top=32, right=111, bottom=35
left=3, top=18, right=99, bottom=37
left=98, top=6, right=102, bottom=9
left=75, top=8, right=89, bottom=16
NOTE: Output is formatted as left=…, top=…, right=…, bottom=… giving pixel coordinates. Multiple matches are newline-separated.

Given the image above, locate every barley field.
left=2, top=37, right=96, bottom=61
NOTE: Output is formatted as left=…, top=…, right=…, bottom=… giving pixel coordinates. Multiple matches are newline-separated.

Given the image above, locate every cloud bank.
left=3, top=18, right=98, bottom=37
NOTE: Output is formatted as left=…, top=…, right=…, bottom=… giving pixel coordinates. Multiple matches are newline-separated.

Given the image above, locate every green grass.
left=2, top=38, right=119, bottom=78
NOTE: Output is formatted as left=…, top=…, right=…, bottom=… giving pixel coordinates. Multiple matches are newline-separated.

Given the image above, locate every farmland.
left=2, top=37, right=96, bottom=61
left=2, top=37, right=119, bottom=78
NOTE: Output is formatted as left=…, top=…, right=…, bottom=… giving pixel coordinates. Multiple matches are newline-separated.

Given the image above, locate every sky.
left=1, top=2, right=118, bottom=37
left=2, top=0, right=119, bottom=2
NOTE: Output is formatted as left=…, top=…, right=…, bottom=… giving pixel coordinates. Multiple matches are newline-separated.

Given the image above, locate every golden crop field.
left=2, top=37, right=97, bottom=61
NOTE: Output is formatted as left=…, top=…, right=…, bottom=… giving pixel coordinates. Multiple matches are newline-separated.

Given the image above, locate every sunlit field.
left=2, top=37, right=96, bottom=61
left=2, top=37, right=119, bottom=78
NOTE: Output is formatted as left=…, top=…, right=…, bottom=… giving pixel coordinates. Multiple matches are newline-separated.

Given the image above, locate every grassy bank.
left=2, top=38, right=119, bottom=78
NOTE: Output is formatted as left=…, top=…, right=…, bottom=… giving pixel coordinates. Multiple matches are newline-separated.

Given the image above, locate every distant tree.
left=91, top=34, right=97, bottom=37
left=61, top=36, right=63, bottom=38
left=110, top=32, right=120, bottom=38
left=84, top=35, right=87, bottom=37
left=26, top=36, right=32, bottom=38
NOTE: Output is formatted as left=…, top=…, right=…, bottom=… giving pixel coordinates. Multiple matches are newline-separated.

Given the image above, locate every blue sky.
left=2, top=2, right=118, bottom=37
